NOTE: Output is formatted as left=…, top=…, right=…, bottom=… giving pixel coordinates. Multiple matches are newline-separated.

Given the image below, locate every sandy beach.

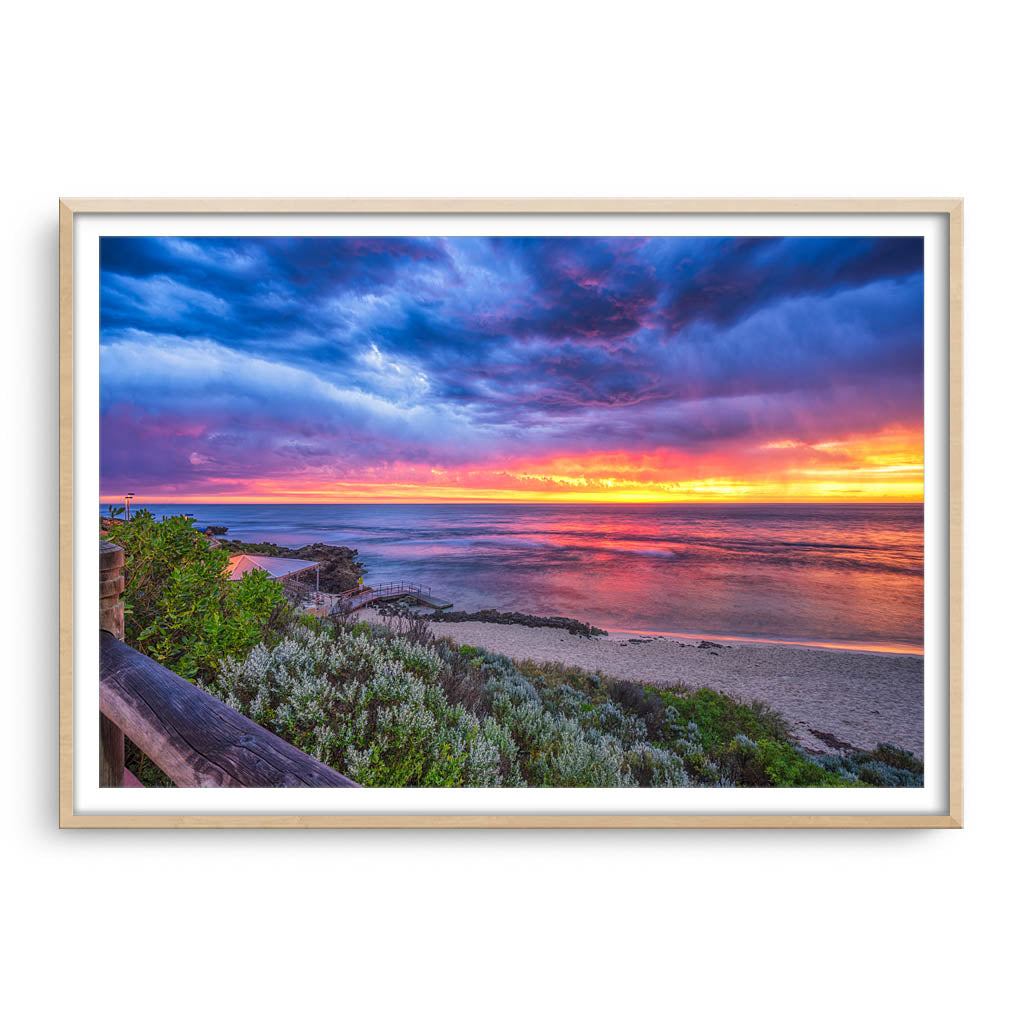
left=356, top=611, right=924, bottom=757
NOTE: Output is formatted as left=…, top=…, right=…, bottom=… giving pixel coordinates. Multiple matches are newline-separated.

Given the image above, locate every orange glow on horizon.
left=103, top=426, right=923, bottom=506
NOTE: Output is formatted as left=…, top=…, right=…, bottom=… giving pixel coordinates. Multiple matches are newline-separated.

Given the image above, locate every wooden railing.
left=98, top=541, right=358, bottom=789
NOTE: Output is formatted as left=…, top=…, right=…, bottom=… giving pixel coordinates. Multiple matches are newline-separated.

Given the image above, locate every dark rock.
left=428, top=608, right=607, bottom=637
left=808, top=728, right=858, bottom=753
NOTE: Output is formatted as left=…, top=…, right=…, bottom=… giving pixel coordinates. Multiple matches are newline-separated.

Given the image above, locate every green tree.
left=105, top=510, right=290, bottom=683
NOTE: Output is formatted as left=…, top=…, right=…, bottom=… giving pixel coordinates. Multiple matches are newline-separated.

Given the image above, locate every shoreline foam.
left=600, top=626, right=923, bottom=658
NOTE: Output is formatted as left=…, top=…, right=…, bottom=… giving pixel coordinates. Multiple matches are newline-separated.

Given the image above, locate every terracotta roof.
left=226, top=554, right=320, bottom=582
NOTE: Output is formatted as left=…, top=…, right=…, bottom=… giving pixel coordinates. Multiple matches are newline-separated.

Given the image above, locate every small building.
left=226, top=553, right=320, bottom=583
left=226, top=553, right=323, bottom=607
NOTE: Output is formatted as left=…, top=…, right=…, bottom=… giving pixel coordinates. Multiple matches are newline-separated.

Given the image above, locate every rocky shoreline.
left=427, top=608, right=607, bottom=637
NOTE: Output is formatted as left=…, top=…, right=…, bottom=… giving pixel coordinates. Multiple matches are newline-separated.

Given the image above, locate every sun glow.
left=103, top=426, right=923, bottom=504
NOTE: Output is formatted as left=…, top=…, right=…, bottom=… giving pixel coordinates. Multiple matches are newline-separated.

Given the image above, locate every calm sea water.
left=110, top=503, right=924, bottom=654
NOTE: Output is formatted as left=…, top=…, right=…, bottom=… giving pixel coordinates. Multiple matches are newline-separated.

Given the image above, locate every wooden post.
left=99, top=541, right=125, bottom=787
left=100, top=541, right=125, bottom=640
left=99, top=714, right=125, bottom=788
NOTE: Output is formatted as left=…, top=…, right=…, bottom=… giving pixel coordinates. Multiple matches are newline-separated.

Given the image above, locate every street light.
left=124, top=492, right=135, bottom=521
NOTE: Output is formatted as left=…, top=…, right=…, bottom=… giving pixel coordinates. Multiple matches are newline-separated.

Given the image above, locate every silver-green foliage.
left=210, top=625, right=694, bottom=788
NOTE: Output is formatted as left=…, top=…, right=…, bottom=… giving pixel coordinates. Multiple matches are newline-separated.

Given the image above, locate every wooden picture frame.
left=59, top=198, right=963, bottom=828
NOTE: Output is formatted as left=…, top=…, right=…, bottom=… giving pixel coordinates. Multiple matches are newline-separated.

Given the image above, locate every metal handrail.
left=338, top=580, right=433, bottom=601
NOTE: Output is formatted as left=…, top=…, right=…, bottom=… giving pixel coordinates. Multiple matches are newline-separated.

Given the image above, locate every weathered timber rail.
left=338, top=580, right=453, bottom=611
left=98, top=541, right=358, bottom=788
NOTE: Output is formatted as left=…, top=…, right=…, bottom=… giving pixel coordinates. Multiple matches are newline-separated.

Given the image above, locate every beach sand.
left=355, top=610, right=924, bottom=757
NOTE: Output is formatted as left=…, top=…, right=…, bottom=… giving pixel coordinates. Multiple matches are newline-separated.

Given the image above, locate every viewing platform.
left=338, top=580, right=453, bottom=611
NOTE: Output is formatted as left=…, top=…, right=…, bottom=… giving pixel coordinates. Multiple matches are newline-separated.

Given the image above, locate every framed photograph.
left=59, top=198, right=962, bottom=828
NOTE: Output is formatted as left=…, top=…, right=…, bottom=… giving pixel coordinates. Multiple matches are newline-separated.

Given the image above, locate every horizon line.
left=100, top=496, right=926, bottom=506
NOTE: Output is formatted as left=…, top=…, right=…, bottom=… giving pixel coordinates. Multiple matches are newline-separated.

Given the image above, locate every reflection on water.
left=119, top=503, right=924, bottom=654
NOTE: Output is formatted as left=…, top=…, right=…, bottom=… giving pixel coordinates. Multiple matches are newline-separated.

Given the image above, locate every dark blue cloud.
left=100, top=234, right=924, bottom=490
left=478, top=237, right=661, bottom=342
left=99, top=235, right=456, bottom=356
left=657, top=236, right=923, bottom=330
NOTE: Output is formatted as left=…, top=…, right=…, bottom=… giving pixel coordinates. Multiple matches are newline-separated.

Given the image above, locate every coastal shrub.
left=595, top=700, right=649, bottom=746
left=804, top=745, right=923, bottom=788
left=495, top=701, right=627, bottom=787
left=606, top=679, right=666, bottom=738
left=625, top=743, right=693, bottom=787
left=428, top=643, right=490, bottom=714
left=755, top=739, right=854, bottom=788
left=651, top=688, right=866, bottom=787
left=718, top=734, right=768, bottom=787
left=658, top=688, right=790, bottom=753
left=106, top=510, right=290, bottom=684
left=211, top=626, right=510, bottom=787
left=855, top=761, right=922, bottom=788
left=377, top=602, right=435, bottom=647
left=810, top=753, right=861, bottom=784
left=540, top=683, right=594, bottom=718
left=654, top=707, right=720, bottom=783
left=452, top=652, right=884, bottom=788
left=714, top=734, right=851, bottom=788
left=872, top=743, right=924, bottom=775
left=475, top=652, right=688, bottom=786
left=107, top=520, right=918, bottom=791
left=209, top=623, right=696, bottom=788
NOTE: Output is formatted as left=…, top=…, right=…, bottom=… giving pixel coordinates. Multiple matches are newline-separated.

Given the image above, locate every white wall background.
left=3, top=2, right=1020, bottom=1020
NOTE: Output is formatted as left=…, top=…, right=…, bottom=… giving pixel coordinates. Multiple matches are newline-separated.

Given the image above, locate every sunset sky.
left=100, top=235, right=923, bottom=503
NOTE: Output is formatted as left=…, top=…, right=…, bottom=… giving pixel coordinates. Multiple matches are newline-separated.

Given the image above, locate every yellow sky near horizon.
left=103, top=425, right=923, bottom=505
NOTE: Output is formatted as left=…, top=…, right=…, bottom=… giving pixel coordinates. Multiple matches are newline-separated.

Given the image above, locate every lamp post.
left=124, top=492, right=135, bottom=521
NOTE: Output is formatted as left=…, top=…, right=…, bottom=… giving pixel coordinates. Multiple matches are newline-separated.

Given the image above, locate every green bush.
left=211, top=627, right=520, bottom=787
left=656, top=688, right=790, bottom=752
left=648, top=688, right=861, bottom=787
left=105, top=511, right=290, bottom=684
left=210, top=625, right=695, bottom=788
left=809, top=745, right=923, bottom=787
left=102, top=521, right=920, bottom=792
left=872, top=743, right=924, bottom=775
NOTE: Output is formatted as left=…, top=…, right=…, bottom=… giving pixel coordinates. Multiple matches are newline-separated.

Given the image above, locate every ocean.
left=109, top=502, right=924, bottom=654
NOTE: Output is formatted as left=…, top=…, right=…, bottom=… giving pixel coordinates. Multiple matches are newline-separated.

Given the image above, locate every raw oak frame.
left=58, top=197, right=963, bottom=829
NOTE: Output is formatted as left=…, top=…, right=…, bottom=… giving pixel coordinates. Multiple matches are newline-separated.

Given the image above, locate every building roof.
left=226, top=553, right=320, bottom=582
